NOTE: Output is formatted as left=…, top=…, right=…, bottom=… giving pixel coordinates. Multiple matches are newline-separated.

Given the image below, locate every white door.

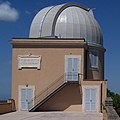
left=20, top=86, right=34, bottom=111
left=84, top=88, right=97, bottom=112
left=65, top=56, right=81, bottom=81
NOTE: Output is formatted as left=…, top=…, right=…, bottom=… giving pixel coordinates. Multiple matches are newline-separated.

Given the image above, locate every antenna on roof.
left=89, top=8, right=96, bottom=17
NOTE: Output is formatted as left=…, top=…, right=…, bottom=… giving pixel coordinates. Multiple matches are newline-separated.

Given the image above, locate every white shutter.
left=67, top=58, right=73, bottom=80
left=85, top=89, right=91, bottom=111
left=20, top=87, right=34, bottom=110
left=27, top=88, right=33, bottom=109
left=91, top=88, right=97, bottom=111
left=84, top=88, right=97, bottom=112
left=73, top=58, right=78, bottom=80
left=65, top=55, right=81, bottom=82
left=21, top=88, right=27, bottom=110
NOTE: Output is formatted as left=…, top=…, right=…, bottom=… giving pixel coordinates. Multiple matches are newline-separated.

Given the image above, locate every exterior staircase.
left=29, top=74, right=79, bottom=112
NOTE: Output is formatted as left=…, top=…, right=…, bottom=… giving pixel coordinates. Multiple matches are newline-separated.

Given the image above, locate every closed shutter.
left=73, top=58, right=79, bottom=80
left=85, top=89, right=91, bottom=111
left=27, top=88, right=33, bottom=109
left=20, top=87, right=34, bottom=111
left=84, top=88, right=97, bottom=112
left=67, top=58, right=73, bottom=80
left=91, top=88, right=97, bottom=111
left=65, top=56, right=80, bottom=81
left=21, top=88, right=27, bottom=110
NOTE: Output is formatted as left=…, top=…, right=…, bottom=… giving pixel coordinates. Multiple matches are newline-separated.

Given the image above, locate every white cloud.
left=0, top=1, right=19, bottom=22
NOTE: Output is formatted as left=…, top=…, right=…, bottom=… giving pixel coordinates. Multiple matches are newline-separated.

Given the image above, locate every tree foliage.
left=107, top=89, right=120, bottom=116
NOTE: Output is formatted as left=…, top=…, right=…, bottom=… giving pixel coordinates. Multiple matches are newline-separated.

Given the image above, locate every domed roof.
left=29, top=2, right=103, bottom=46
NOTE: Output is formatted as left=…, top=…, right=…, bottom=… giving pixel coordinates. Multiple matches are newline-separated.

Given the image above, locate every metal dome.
left=29, top=2, right=103, bottom=46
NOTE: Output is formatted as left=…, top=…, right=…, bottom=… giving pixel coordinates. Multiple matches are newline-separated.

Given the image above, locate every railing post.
left=78, top=73, right=79, bottom=82
left=65, top=73, right=67, bottom=83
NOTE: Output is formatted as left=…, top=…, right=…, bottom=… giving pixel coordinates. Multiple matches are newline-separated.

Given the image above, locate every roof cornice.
left=10, top=38, right=88, bottom=49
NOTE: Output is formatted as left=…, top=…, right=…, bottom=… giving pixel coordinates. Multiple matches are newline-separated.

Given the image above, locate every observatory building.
left=11, top=2, right=106, bottom=113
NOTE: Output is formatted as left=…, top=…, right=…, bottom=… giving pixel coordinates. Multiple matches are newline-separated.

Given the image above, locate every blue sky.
left=0, top=0, right=120, bottom=99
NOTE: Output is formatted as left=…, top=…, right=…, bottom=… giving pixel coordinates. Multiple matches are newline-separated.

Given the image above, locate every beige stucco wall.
left=12, top=46, right=85, bottom=110
left=11, top=38, right=106, bottom=112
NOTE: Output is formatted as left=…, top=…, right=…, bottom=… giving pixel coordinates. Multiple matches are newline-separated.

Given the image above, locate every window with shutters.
left=82, top=85, right=100, bottom=112
left=84, top=88, right=97, bottom=112
left=19, top=85, right=35, bottom=111
left=65, top=55, right=81, bottom=82
left=89, top=50, right=98, bottom=69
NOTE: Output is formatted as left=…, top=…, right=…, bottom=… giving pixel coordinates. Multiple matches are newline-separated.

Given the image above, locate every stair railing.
left=28, top=73, right=66, bottom=110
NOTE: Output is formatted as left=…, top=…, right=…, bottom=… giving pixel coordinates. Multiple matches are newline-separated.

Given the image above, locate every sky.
left=0, top=0, right=120, bottom=99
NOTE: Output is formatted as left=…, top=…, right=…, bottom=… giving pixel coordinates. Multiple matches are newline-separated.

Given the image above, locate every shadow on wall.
left=36, top=84, right=82, bottom=111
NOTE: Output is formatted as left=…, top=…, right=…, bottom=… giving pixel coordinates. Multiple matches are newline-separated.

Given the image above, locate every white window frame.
left=82, top=85, right=100, bottom=112
left=65, top=55, right=81, bottom=82
left=18, top=85, right=35, bottom=111
left=89, top=50, right=98, bottom=69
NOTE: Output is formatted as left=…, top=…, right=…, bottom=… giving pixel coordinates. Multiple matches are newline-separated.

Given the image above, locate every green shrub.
left=107, top=89, right=120, bottom=116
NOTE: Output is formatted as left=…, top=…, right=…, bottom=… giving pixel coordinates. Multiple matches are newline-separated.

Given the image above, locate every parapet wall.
left=0, top=99, right=15, bottom=115
left=104, top=97, right=120, bottom=120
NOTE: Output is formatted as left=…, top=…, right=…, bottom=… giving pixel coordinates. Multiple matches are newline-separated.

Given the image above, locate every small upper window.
left=89, top=50, right=98, bottom=69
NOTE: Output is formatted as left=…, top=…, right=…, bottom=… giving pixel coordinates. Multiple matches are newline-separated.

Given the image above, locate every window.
left=89, top=50, right=98, bottom=69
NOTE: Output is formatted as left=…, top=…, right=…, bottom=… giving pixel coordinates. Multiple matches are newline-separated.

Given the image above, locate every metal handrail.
left=28, top=73, right=66, bottom=110
left=28, top=73, right=80, bottom=110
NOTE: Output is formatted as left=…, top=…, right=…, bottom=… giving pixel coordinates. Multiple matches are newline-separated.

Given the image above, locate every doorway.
left=65, top=55, right=81, bottom=82
left=83, top=85, right=100, bottom=112
left=84, top=88, right=97, bottom=112
left=19, top=85, right=35, bottom=111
